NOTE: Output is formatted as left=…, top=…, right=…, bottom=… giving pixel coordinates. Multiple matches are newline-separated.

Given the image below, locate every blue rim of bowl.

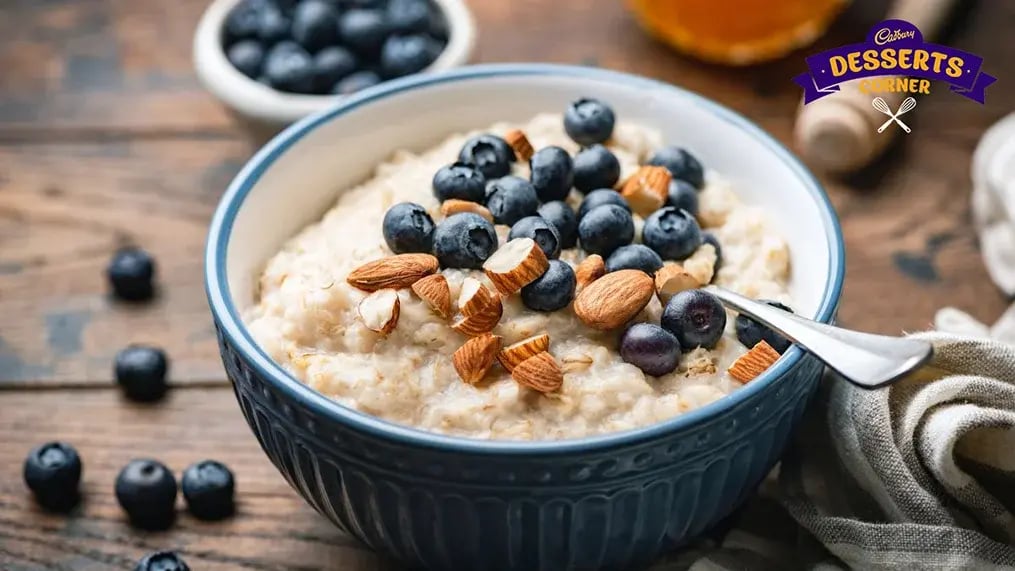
left=206, top=63, right=845, bottom=456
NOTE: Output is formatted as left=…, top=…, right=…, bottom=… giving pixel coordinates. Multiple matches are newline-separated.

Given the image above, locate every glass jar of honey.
left=628, top=0, right=849, bottom=65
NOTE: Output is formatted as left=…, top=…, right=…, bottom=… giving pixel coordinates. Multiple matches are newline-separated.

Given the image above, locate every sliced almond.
left=411, top=273, right=451, bottom=320
left=620, top=165, right=670, bottom=217
left=511, top=352, right=563, bottom=393
left=573, top=269, right=654, bottom=330
left=452, top=333, right=502, bottom=384
left=459, top=277, right=500, bottom=317
left=451, top=301, right=503, bottom=336
left=357, top=289, right=400, bottom=335
left=347, top=253, right=439, bottom=292
left=440, top=199, right=494, bottom=222
left=575, top=254, right=606, bottom=291
left=482, top=238, right=549, bottom=295
left=654, top=263, right=699, bottom=304
left=728, top=340, right=781, bottom=383
left=497, top=333, right=550, bottom=372
left=504, top=128, right=534, bottom=162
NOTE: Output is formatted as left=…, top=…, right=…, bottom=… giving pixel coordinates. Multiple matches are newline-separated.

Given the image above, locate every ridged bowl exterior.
left=218, top=326, right=823, bottom=571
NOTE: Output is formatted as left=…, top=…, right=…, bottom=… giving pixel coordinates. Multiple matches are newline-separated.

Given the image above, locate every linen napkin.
left=653, top=115, right=1015, bottom=571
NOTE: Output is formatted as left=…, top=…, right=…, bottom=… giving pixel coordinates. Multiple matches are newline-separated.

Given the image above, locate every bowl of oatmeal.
left=206, top=64, right=843, bottom=570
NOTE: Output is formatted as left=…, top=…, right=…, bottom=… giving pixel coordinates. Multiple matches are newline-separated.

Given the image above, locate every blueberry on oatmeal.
left=605, top=244, right=663, bottom=275
left=537, top=201, right=578, bottom=249
left=382, top=202, right=435, bottom=254
left=432, top=213, right=498, bottom=269
left=577, top=203, right=634, bottom=257
left=485, top=176, right=539, bottom=226
left=509, top=216, right=562, bottom=259
left=563, top=98, right=615, bottom=146
left=432, top=162, right=486, bottom=203
left=529, top=146, right=574, bottom=202
left=458, top=135, right=515, bottom=179
left=572, top=144, right=621, bottom=193
left=642, top=206, right=702, bottom=261
left=736, top=300, right=794, bottom=353
left=577, top=189, right=629, bottom=220
left=648, top=146, right=705, bottom=189
left=619, top=323, right=681, bottom=376
left=666, top=179, right=700, bottom=217
left=661, top=289, right=726, bottom=351
left=520, top=260, right=576, bottom=312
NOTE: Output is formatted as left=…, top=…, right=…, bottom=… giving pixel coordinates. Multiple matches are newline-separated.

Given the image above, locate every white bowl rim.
left=205, top=63, right=845, bottom=455
left=192, top=0, right=476, bottom=124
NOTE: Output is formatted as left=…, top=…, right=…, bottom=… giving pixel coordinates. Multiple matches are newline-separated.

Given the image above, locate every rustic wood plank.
left=0, top=138, right=254, bottom=386
left=0, top=387, right=395, bottom=571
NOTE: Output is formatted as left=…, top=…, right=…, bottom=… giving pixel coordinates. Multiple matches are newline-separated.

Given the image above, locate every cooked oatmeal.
left=244, top=113, right=792, bottom=440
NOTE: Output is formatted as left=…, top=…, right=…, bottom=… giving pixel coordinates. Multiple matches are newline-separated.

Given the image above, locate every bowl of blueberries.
left=194, top=0, right=475, bottom=128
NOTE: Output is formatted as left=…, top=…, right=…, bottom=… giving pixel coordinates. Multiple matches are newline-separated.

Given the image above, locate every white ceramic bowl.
left=193, top=0, right=476, bottom=127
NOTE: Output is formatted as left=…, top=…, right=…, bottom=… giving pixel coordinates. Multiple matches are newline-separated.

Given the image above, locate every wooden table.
left=1, top=0, right=1010, bottom=568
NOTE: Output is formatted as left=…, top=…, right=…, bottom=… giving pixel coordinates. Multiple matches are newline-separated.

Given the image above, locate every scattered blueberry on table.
left=382, top=201, right=435, bottom=254
left=115, top=345, right=170, bottom=402
left=182, top=460, right=236, bottom=520
left=735, top=300, right=794, bottom=353
left=134, top=551, right=191, bottom=571
left=23, top=442, right=82, bottom=511
left=115, top=459, right=179, bottom=530
left=605, top=244, right=663, bottom=275
left=107, top=247, right=157, bottom=301
left=509, top=216, right=562, bottom=259
left=572, top=144, right=621, bottom=193
left=521, top=260, right=576, bottom=312
left=619, top=323, right=682, bottom=376
left=661, top=289, right=727, bottom=351
left=221, top=0, right=449, bottom=94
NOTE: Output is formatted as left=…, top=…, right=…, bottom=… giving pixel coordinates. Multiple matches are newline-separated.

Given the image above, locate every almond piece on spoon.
left=497, top=333, right=550, bottom=372
left=573, top=269, right=654, bottom=330
left=511, top=352, right=563, bottom=393
left=357, top=289, right=400, bottom=335
left=453, top=333, right=503, bottom=384
left=504, top=129, right=534, bottom=161
left=440, top=199, right=494, bottom=222
left=575, top=254, right=606, bottom=290
left=347, top=253, right=439, bottom=291
left=654, top=263, right=699, bottom=304
left=411, top=273, right=451, bottom=319
left=620, top=165, right=670, bottom=217
left=482, top=238, right=549, bottom=295
left=728, top=340, right=781, bottom=383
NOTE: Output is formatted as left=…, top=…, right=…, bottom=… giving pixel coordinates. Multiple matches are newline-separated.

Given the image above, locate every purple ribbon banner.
left=794, top=19, right=996, bottom=104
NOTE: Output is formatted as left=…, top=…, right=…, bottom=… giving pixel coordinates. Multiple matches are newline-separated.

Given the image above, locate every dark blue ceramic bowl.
left=206, top=64, right=843, bottom=570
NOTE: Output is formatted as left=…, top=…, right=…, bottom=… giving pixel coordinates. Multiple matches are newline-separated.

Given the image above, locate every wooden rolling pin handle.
left=794, top=0, right=957, bottom=173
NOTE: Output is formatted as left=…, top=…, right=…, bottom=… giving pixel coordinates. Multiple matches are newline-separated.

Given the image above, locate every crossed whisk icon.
left=872, top=96, right=917, bottom=133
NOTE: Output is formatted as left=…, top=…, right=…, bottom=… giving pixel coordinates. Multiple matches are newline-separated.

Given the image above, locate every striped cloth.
left=652, top=334, right=1015, bottom=571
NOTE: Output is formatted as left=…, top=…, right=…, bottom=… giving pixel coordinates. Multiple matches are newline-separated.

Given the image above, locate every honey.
left=628, top=0, right=849, bottom=65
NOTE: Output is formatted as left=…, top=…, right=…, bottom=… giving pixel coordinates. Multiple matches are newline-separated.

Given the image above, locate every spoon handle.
left=705, top=286, right=934, bottom=389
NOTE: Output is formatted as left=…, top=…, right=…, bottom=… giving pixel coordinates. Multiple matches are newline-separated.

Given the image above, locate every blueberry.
left=735, top=300, right=794, bottom=354
left=380, top=34, right=440, bottom=78
left=224, top=0, right=266, bottom=43
left=577, top=189, right=629, bottom=220
left=642, top=206, right=702, bottom=261
left=387, top=0, right=432, bottom=34
left=563, top=97, right=615, bottom=146
left=291, top=0, right=339, bottom=52
left=661, top=289, right=726, bottom=350
left=427, top=7, right=449, bottom=41
left=135, top=551, right=190, bottom=571
left=485, top=176, right=539, bottom=226
left=339, top=9, right=390, bottom=55
left=331, top=70, right=381, bottom=94
left=648, top=146, right=705, bottom=189
left=115, top=459, right=178, bottom=530
left=509, top=216, right=561, bottom=259
left=382, top=202, right=435, bottom=254
left=666, top=179, right=699, bottom=217
left=114, top=345, right=169, bottom=402
left=263, top=41, right=315, bottom=93
left=537, top=201, right=578, bottom=249
left=312, top=46, right=357, bottom=92
left=605, top=244, right=663, bottom=275
left=432, top=162, right=486, bottom=203
left=577, top=204, right=634, bottom=257
left=619, top=323, right=681, bottom=376
left=520, top=260, right=576, bottom=312
left=432, top=213, right=497, bottom=269
left=23, top=442, right=82, bottom=511
left=226, top=40, right=265, bottom=78
left=572, top=145, right=620, bottom=193
left=256, top=6, right=291, bottom=44
left=107, top=247, right=156, bottom=301
left=182, top=460, right=235, bottom=520
left=458, top=134, right=514, bottom=179
left=702, top=231, right=722, bottom=277
left=529, top=146, right=573, bottom=202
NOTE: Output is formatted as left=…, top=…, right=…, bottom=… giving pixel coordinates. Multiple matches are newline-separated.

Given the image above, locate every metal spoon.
left=705, top=286, right=934, bottom=389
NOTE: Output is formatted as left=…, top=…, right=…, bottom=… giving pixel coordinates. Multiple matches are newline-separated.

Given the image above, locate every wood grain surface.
left=0, top=0, right=1012, bottom=567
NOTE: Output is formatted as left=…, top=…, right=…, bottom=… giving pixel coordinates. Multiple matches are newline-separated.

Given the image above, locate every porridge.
left=245, top=99, right=792, bottom=440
